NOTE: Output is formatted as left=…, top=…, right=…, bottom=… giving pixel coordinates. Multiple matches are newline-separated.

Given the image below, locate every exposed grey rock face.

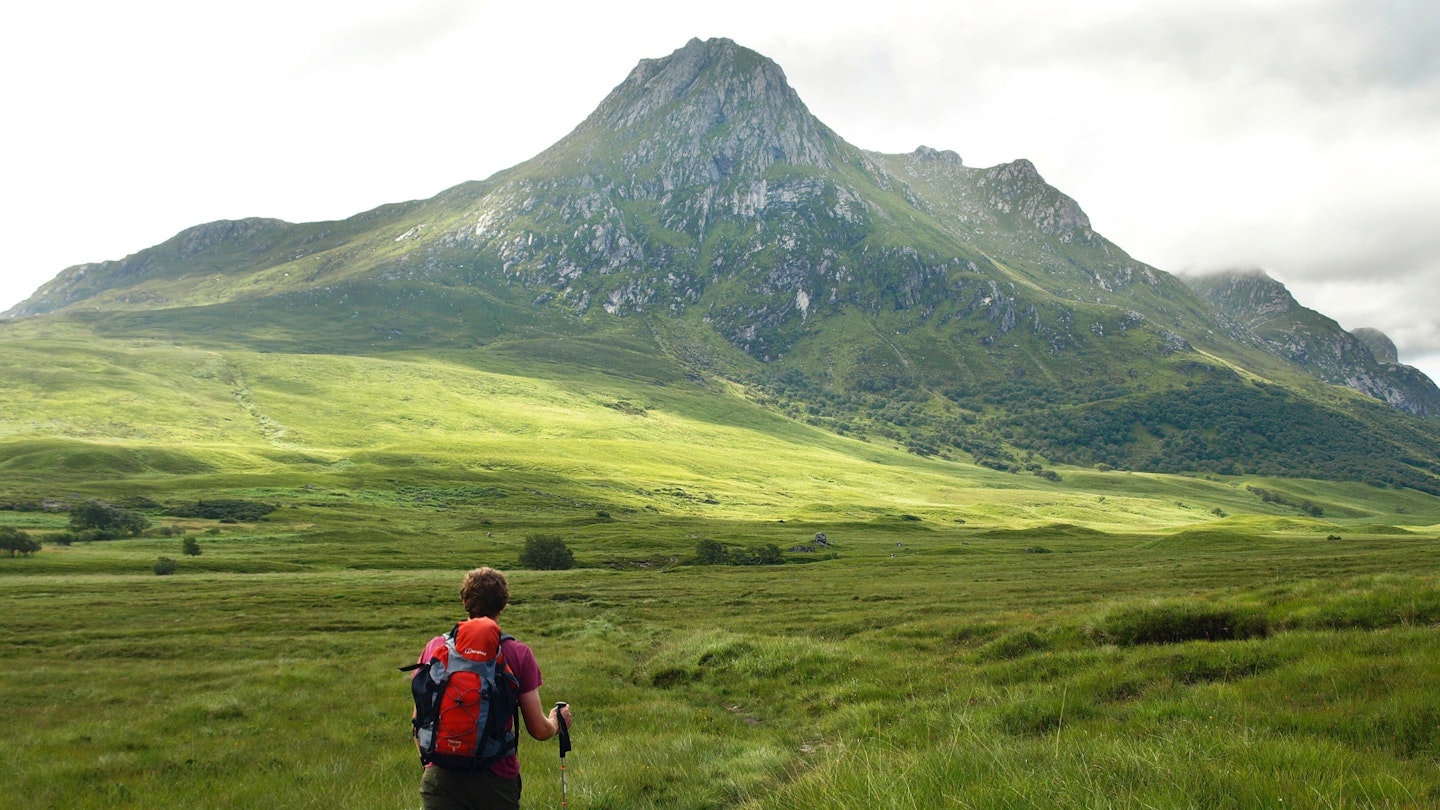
left=911, top=145, right=962, bottom=165
left=977, top=159, right=1095, bottom=244
left=1187, top=269, right=1440, bottom=417
left=572, top=37, right=845, bottom=184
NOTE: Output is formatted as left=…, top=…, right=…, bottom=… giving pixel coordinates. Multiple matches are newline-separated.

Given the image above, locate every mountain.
left=1185, top=268, right=1440, bottom=419
left=5, top=37, right=1440, bottom=493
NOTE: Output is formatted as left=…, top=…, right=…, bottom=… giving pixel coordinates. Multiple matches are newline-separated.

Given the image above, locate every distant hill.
left=6, top=37, right=1440, bottom=493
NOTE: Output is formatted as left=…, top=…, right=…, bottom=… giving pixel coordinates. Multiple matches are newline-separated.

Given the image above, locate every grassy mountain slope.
left=4, top=315, right=1439, bottom=539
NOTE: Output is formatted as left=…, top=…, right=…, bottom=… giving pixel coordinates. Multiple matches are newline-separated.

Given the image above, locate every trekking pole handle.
left=555, top=702, right=572, bottom=756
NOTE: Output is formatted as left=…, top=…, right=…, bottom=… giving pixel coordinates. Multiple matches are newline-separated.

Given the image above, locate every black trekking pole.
left=555, top=702, right=572, bottom=809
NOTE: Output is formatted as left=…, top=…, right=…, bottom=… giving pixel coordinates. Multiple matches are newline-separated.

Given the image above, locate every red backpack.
left=402, top=617, right=521, bottom=769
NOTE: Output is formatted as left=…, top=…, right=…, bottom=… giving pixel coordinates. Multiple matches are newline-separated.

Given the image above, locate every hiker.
left=412, top=566, right=574, bottom=810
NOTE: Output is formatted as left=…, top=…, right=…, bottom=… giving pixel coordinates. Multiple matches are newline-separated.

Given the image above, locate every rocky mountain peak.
left=1352, top=327, right=1399, bottom=364
left=977, top=158, right=1094, bottom=243
left=567, top=37, right=844, bottom=180
left=1186, top=268, right=1298, bottom=322
left=910, top=145, right=963, bottom=165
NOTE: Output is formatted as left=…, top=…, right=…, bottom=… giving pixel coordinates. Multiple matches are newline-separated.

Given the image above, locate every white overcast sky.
left=4, top=0, right=1438, bottom=381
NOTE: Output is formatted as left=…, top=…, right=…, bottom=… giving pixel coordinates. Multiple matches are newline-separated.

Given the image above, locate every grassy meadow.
left=3, top=334, right=1440, bottom=807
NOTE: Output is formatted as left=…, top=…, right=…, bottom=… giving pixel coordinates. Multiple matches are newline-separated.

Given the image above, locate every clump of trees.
left=694, top=538, right=784, bottom=566
left=519, top=535, right=575, bottom=570
left=1246, top=486, right=1324, bottom=516
left=1007, top=377, right=1440, bottom=494
left=165, top=499, right=275, bottom=522
left=0, top=527, right=41, bottom=557
left=68, top=500, right=150, bottom=539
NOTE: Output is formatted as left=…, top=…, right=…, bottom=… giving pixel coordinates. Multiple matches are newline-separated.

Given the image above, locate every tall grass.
left=4, top=522, right=1439, bottom=807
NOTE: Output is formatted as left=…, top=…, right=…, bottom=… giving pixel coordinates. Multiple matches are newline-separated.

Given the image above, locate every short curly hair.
left=459, top=567, right=509, bottom=619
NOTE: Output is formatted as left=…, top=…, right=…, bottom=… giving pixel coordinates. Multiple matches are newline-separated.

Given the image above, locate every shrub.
left=0, top=527, right=41, bottom=557
left=694, top=540, right=784, bottom=566
left=695, top=538, right=727, bottom=565
left=166, top=499, right=276, bottom=522
left=519, top=535, right=575, bottom=570
left=153, top=557, right=178, bottom=576
left=182, top=538, right=202, bottom=557
left=69, top=500, right=149, bottom=537
left=750, top=543, right=783, bottom=565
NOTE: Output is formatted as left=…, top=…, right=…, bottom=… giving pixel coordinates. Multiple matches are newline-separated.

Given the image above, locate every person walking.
left=413, top=566, right=573, bottom=810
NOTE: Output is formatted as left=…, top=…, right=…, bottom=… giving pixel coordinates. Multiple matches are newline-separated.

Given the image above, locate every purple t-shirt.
left=418, top=633, right=542, bottom=779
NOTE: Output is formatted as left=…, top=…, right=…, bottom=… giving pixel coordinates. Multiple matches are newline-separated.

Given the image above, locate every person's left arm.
left=517, top=689, right=572, bottom=741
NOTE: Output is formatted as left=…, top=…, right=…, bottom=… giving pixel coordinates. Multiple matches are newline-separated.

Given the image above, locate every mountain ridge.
left=1185, top=268, right=1440, bottom=418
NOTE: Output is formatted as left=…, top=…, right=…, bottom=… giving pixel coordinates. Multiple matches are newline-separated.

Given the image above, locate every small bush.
left=695, top=538, right=727, bottom=565
left=153, top=557, right=178, bottom=576
left=0, top=527, right=41, bottom=557
left=519, top=535, right=575, bottom=570
left=182, top=538, right=202, bottom=556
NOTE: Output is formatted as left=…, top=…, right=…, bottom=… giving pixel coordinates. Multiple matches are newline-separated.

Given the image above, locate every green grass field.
left=4, top=515, right=1439, bottom=808
left=3, top=336, right=1440, bottom=807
